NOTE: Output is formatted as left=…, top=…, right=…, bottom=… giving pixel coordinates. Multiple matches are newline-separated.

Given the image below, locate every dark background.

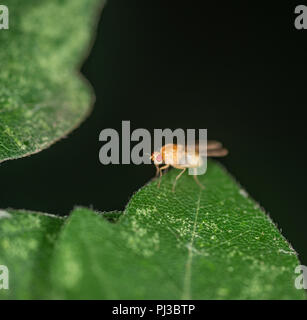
left=1, top=1, right=306, bottom=264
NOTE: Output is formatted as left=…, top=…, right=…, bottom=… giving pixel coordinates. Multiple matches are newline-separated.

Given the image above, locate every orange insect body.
left=151, top=141, right=228, bottom=192
left=159, top=144, right=202, bottom=168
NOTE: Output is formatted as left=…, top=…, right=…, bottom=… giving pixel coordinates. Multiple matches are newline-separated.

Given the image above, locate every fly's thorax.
left=161, top=144, right=186, bottom=165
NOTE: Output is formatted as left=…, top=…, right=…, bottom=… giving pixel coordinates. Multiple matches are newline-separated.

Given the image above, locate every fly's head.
left=150, top=151, right=163, bottom=165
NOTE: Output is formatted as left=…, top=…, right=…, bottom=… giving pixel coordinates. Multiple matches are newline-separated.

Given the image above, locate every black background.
left=1, top=1, right=306, bottom=264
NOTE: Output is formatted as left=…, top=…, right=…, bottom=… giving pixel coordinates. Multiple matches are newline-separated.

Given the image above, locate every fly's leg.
left=158, top=164, right=170, bottom=188
left=155, top=164, right=160, bottom=177
left=193, top=168, right=205, bottom=189
left=172, top=168, right=186, bottom=192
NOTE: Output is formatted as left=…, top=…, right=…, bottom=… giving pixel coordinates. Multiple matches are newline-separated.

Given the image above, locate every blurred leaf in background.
left=0, top=0, right=103, bottom=162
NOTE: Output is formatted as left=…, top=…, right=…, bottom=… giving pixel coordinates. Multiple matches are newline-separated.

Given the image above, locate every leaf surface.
left=48, top=161, right=305, bottom=299
left=0, top=162, right=305, bottom=299
left=2, top=161, right=303, bottom=299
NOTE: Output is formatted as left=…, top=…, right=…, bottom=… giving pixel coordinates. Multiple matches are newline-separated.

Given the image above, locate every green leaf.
left=47, top=161, right=306, bottom=299
left=98, top=211, right=123, bottom=223
left=1, top=161, right=304, bottom=299
left=0, top=0, right=103, bottom=162
left=0, top=209, right=64, bottom=299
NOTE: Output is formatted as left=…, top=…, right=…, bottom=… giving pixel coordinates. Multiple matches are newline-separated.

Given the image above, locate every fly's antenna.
left=145, top=152, right=152, bottom=160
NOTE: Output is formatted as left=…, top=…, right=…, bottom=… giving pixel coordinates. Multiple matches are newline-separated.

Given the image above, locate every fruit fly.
left=150, top=141, right=228, bottom=192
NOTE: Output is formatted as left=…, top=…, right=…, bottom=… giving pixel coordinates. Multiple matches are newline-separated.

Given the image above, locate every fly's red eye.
left=156, top=154, right=162, bottom=162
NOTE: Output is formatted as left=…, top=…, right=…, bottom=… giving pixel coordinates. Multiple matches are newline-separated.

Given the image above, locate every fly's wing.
left=207, top=148, right=228, bottom=157
left=207, top=140, right=228, bottom=156
left=207, top=140, right=223, bottom=150
left=186, top=140, right=228, bottom=157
